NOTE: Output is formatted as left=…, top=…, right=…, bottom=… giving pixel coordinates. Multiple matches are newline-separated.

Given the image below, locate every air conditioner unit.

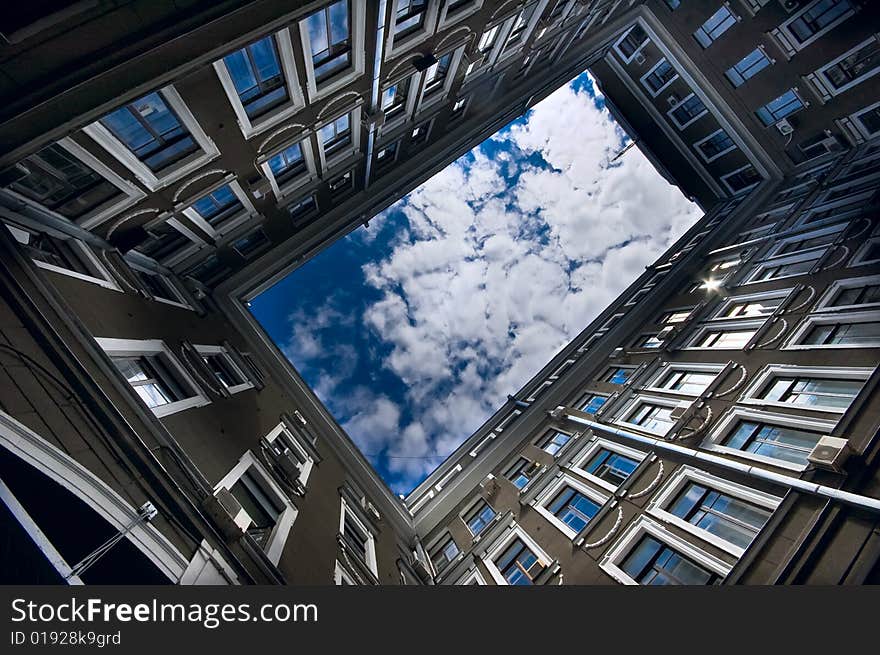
left=632, top=52, right=646, bottom=65
left=776, top=118, right=795, bottom=135
left=669, top=400, right=692, bottom=421
left=807, top=436, right=851, bottom=472
left=778, top=0, right=801, bottom=13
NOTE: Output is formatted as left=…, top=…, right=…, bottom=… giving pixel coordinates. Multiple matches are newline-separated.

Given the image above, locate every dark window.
left=428, top=533, right=459, bottom=570
left=788, top=0, right=852, bottom=45
left=617, top=24, right=647, bottom=59
left=463, top=499, right=496, bottom=536
left=725, top=48, right=772, bottom=87
left=584, top=448, right=639, bottom=487
left=643, top=60, right=676, bottom=94
left=803, top=321, right=880, bottom=346
left=621, top=535, right=720, bottom=585
left=823, top=38, right=880, bottom=90
left=495, top=538, right=544, bottom=585
left=394, top=0, right=427, bottom=38
left=722, top=420, right=822, bottom=465
left=305, top=1, right=352, bottom=83
left=223, top=35, right=288, bottom=119
left=536, top=430, right=571, bottom=456
left=670, top=95, right=707, bottom=127
left=758, top=376, right=862, bottom=409
left=831, top=282, right=880, bottom=307
left=756, top=89, right=804, bottom=126
left=230, top=470, right=283, bottom=547
left=696, top=130, right=735, bottom=160
left=99, top=92, right=198, bottom=172
left=113, top=354, right=190, bottom=409
left=191, top=185, right=242, bottom=227
left=547, top=486, right=600, bottom=533
left=669, top=482, right=771, bottom=549
left=503, top=457, right=533, bottom=489
left=268, top=143, right=307, bottom=185
left=424, top=52, right=453, bottom=93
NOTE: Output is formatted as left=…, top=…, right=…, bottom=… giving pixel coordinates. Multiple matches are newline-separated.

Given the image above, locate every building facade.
left=1, top=0, right=879, bottom=585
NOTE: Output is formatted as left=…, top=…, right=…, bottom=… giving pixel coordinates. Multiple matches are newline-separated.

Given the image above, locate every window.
left=233, top=228, right=271, bottom=259
left=614, top=24, right=648, bottom=62
left=381, top=77, right=411, bottom=117
left=745, top=367, right=868, bottom=413
left=821, top=275, right=880, bottom=310
left=750, top=254, right=821, bottom=283
left=620, top=401, right=676, bottom=436
left=650, top=468, right=779, bottom=556
left=601, top=517, right=729, bottom=585
left=720, top=419, right=824, bottom=466
left=263, top=420, right=316, bottom=490
left=5, top=143, right=122, bottom=220
left=340, top=499, right=378, bottom=576
left=815, top=37, right=880, bottom=96
left=620, top=534, right=721, bottom=585
left=131, top=267, right=190, bottom=307
left=215, top=452, right=297, bottom=565
left=427, top=532, right=460, bottom=571
left=5, top=224, right=121, bottom=291
left=97, top=91, right=198, bottom=173
left=503, top=2, right=538, bottom=50
left=546, top=485, right=601, bottom=534
left=576, top=442, right=642, bottom=490
left=668, top=94, right=708, bottom=129
left=320, top=112, right=352, bottom=159
left=725, top=47, right=772, bottom=87
left=375, top=141, right=399, bottom=171
left=222, top=36, right=287, bottom=120
left=328, top=170, right=354, bottom=196
left=305, top=1, right=352, bottom=84
left=641, top=59, right=678, bottom=96
left=776, top=0, right=854, bottom=52
left=693, top=5, right=737, bottom=48
left=134, top=219, right=201, bottom=264
left=536, top=430, right=572, bottom=456
left=756, top=89, right=805, bottom=126
left=633, top=333, right=664, bottom=349
left=852, top=237, right=880, bottom=267
left=477, top=24, right=500, bottom=54
left=603, top=367, right=633, bottom=384
left=96, top=338, right=208, bottom=418
left=694, top=129, right=736, bottom=162
left=394, top=0, right=428, bottom=38
left=423, top=52, right=452, bottom=94
left=653, top=369, right=717, bottom=395
left=577, top=393, right=608, bottom=414
left=190, top=184, right=243, bottom=228
left=289, top=194, right=318, bottom=225
left=267, top=142, right=307, bottom=186
left=494, top=538, right=545, bottom=585
left=660, top=309, right=693, bottom=324
left=196, top=345, right=252, bottom=394
left=451, top=97, right=468, bottom=118
left=410, top=122, right=430, bottom=145
left=693, top=327, right=757, bottom=349
left=463, top=499, right=496, bottom=536
left=715, top=295, right=785, bottom=319
left=503, top=457, right=535, bottom=489
left=801, top=319, right=880, bottom=347
left=849, top=102, right=880, bottom=140
left=770, top=226, right=842, bottom=257
left=721, top=164, right=762, bottom=194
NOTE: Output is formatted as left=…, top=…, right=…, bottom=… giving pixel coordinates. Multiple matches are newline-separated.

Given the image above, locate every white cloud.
left=283, top=73, right=702, bottom=492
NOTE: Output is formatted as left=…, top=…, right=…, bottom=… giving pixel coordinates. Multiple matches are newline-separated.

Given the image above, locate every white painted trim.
left=384, top=0, right=441, bottom=59
left=701, top=406, right=837, bottom=471
left=455, top=566, right=487, bottom=585
left=739, top=364, right=873, bottom=414
left=533, top=473, right=608, bottom=540
left=482, top=522, right=553, bottom=585
left=643, top=362, right=725, bottom=396
left=298, top=1, right=367, bottom=103
left=339, top=497, right=379, bottom=576
left=181, top=177, right=257, bottom=241
left=193, top=344, right=254, bottom=395
left=612, top=23, right=649, bottom=64
left=785, top=309, right=880, bottom=350
left=82, top=85, right=219, bottom=192
left=212, top=28, right=306, bottom=139
left=568, top=437, right=647, bottom=493
left=334, top=560, right=357, bottom=585
left=0, top=410, right=188, bottom=581
left=214, top=450, right=298, bottom=566
left=95, top=337, right=210, bottom=417
left=600, top=515, right=731, bottom=585
left=613, top=393, right=681, bottom=437
left=315, top=106, right=363, bottom=174
left=646, top=466, right=780, bottom=557
left=438, top=0, right=483, bottom=29
left=416, top=45, right=466, bottom=113
left=693, top=128, right=737, bottom=163
left=639, top=57, right=679, bottom=97
left=264, top=422, right=315, bottom=489
left=816, top=273, right=880, bottom=312
left=741, top=249, right=824, bottom=285
left=259, top=136, right=318, bottom=202
left=850, top=236, right=880, bottom=268
left=683, top=318, right=764, bottom=350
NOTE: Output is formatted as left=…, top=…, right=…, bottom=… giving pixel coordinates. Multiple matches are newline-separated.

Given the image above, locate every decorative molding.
left=626, top=461, right=665, bottom=500
left=786, top=286, right=816, bottom=313
left=316, top=92, right=363, bottom=121
left=580, top=506, right=624, bottom=550
left=755, top=319, right=788, bottom=348
left=257, top=123, right=308, bottom=155
left=106, top=208, right=161, bottom=239
left=713, top=363, right=749, bottom=398
left=172, top=169, right=230, bottom=203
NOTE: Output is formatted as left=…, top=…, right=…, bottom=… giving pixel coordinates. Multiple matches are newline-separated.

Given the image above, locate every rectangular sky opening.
left=249, top=70, right=702, bottom=495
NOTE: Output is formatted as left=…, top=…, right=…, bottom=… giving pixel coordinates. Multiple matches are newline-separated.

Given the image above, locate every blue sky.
left=250, top=71, right=701, bottom=495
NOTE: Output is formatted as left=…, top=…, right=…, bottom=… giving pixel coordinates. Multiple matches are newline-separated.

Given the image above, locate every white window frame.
left=771, top=0, right=856, bottom=55
left=180, top=177, right=257, bottom=240
left=785, top=310, right=880, bottom=350
left=298, top=2, right=367, bottom=103
left=639, top=57, right=679, bottom=97
left=667, top=93, right=708, bottom=130
left=693, top=128, right=737, bottom=163
left=740, top=364, right=872, bottom=414
left=2, top=137, right=145, bottom=231
left=720, top=164, right=761, bottom=195
left=5, top=224, right=123, bottom=292
left=438, top=0, right=483, bottom=29
left=684, top=319, right=764, bottom=350
left=850, top=236, right=880, bottom=268
left=193, top=344, right=254, bottom=394
left=646, top=466, right=780, bottom=557
left=482, top=523, right=553, bottom=586
left=497, top=0, right=549, bottom=63
left=809, top=36, right=880, bottom=100
left=710, top=288, right=792, bottom=321
left=455, top=567, right=487, bottom=585
left=613, top=394, right=681, bottom=437
left=793, top=191, right=874, bottom=229
left=95, top=337, right=210, bottom=417
left=384, top=0, right=441, bottom=58
left=612, top=23, right=650, bottom=64
left=82, top=85, right=219, bottom=192
left=339, top=497, right=378, bottom=576
left=334, top=560, right=356, bottom=585
left=643, top=363, right=725, bottom=396
left=842, top=100, right=880, bottom=142
left=264, top=421, right=315, bottom=489
left=701, top=406, right=837, bottom=471
left=316, top=107, right=362, bottom=173
left=258, top=135, right=318, bottom=201
left=569, top=437, right=647, bottom=493
left=816, top=273, right=880, bottom=312
left=214, top=451, right=297, bottom=566
left=128, top=261, right=193, bottom=310
left=416, top=45, right=466, bottom=113
left=533, top=473, right=608, bottom=540
left=212, top=28, right=306, bottom=139
left=765, top=222, right=846, bottom=258
left=600, top=515, right=731, bottom=585
left=741, top=249, right=823, bottom=285
left=378, top=71, right=421, bottom=136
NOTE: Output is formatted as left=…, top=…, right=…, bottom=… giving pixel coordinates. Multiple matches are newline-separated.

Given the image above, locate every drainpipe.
left=555, top=407, right=880, bottom=514
left=363, top=0, right=388, bottom=190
